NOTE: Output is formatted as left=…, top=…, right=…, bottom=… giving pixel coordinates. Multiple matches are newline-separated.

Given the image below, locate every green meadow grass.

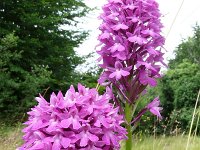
left=121, top=136, right=200, bottom=150
left=0, top=124, right=23, bottom=150
left=0, top=125, right=200, bottom=150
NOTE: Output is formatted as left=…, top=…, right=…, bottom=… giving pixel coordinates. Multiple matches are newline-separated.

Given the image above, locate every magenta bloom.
left=97, top=0, right=165, bottom=104
left=147, top=97, right=162, bottom=119
left=19, top=84, right=127, bottom=150
left=131, top=97, right=162, bottom=124
left=96, top=1, right=165, bottom=139
left=108, top=61, right=131, bottom=80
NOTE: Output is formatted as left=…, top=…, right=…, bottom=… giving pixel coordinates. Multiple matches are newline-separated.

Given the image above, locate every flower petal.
left=102, top=134, right=110, bottom=145
left=80, top=136, right=89, bottom=147
left=72, top=119, right=81, bottom=130
left=60, top=118, right=71, bottom=128
left=88, top=132, right=99, bottom=142
left=52, top=141, right=60, bottom=150
left=61, top=137, right=71, bottom=148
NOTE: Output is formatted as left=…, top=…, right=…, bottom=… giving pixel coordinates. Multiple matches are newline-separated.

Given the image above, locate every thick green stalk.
left=125, top=103, right=133, bottom=150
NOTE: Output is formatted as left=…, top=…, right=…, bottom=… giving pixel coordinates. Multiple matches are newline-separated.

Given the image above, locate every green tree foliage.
left=0, top=1, right=90, bottom=121
left=136, top=61, right=200, bottom=135
left=0, top=0, right=89, bottom=90
left=158, top=25, right=200, bottom=133
left=161, top=60, right=200, bottom=131
left=169, top=25, right=200, bottom=68
left=0, top=34, right=52, bottom=120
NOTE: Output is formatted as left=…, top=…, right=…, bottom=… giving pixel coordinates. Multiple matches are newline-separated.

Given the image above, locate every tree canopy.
left=159, top=25, right=200, bottom=132
left=1, top=0, right=90, bottom=88
left=0, top=0, right=90, bottom=121
left=169, top=25, right=200, bottom=68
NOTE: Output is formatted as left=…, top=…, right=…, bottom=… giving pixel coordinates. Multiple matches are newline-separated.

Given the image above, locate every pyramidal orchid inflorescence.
left=96, top=0, right=165, bottom=149
left=19, top=84, right=127, bottom=150
left=97, top=0, right=165, bottom=117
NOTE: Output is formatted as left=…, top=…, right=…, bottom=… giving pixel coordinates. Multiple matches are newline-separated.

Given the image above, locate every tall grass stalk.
left=186, top=89, right=200, bottom=150
left=194, top=109, right=200, bottom=136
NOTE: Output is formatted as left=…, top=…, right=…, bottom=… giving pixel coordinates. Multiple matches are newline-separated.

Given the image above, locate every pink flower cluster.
left=19, top=84, right=127, bottom=150
left=97, top=0, right=165, bottom=91
left=97, top=0, right=165, bottom=118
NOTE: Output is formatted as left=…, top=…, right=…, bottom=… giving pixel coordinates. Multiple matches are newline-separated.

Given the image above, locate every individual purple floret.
left=97, top=0, right=165, bottom=107
left=19, top=84, right=127, bottom=150
left=147, top=97, right=163, bottom=119
left=131, top=97, right=163, bottom=124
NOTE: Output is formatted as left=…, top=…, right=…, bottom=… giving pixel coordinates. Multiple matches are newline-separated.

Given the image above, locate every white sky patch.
left=74, top=0, right=200, bottom=71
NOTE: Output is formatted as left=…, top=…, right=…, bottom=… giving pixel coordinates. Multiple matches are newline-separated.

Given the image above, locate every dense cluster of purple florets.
left=97, top=0, right=166, bottom=105
left=19, top=84, right=127, bottom=150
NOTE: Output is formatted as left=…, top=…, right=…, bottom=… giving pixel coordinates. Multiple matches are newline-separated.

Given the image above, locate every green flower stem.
left=124, top=98, right=140, bottom=150
left=125, top=103, right=133, bottom=150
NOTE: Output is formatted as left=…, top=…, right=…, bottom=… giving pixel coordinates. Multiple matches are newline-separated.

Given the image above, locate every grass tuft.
left=121, top=136, right=200, bottom=150
left=0, top=123, right=23, bottom=150
left=0, top=124, right=200, bottom=150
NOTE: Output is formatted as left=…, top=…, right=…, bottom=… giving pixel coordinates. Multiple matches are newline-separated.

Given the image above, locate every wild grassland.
left=128, top=136, right=200, bottom=150
left=0, top=124, right=200, bottom=150
left=0, top=124, right=23, bottom=150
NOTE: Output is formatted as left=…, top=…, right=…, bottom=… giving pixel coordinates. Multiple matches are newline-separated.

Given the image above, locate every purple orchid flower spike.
left=147, top=97, right=163, bottom=119
left=97, top=0, right=165, bottom=94
left=19, top=84, right=127, bottom=150
left=97, top=0, right=165, bottom=149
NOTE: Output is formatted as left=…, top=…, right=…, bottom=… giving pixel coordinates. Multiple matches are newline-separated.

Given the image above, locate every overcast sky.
left=75, top=0, right=200, bottom=63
